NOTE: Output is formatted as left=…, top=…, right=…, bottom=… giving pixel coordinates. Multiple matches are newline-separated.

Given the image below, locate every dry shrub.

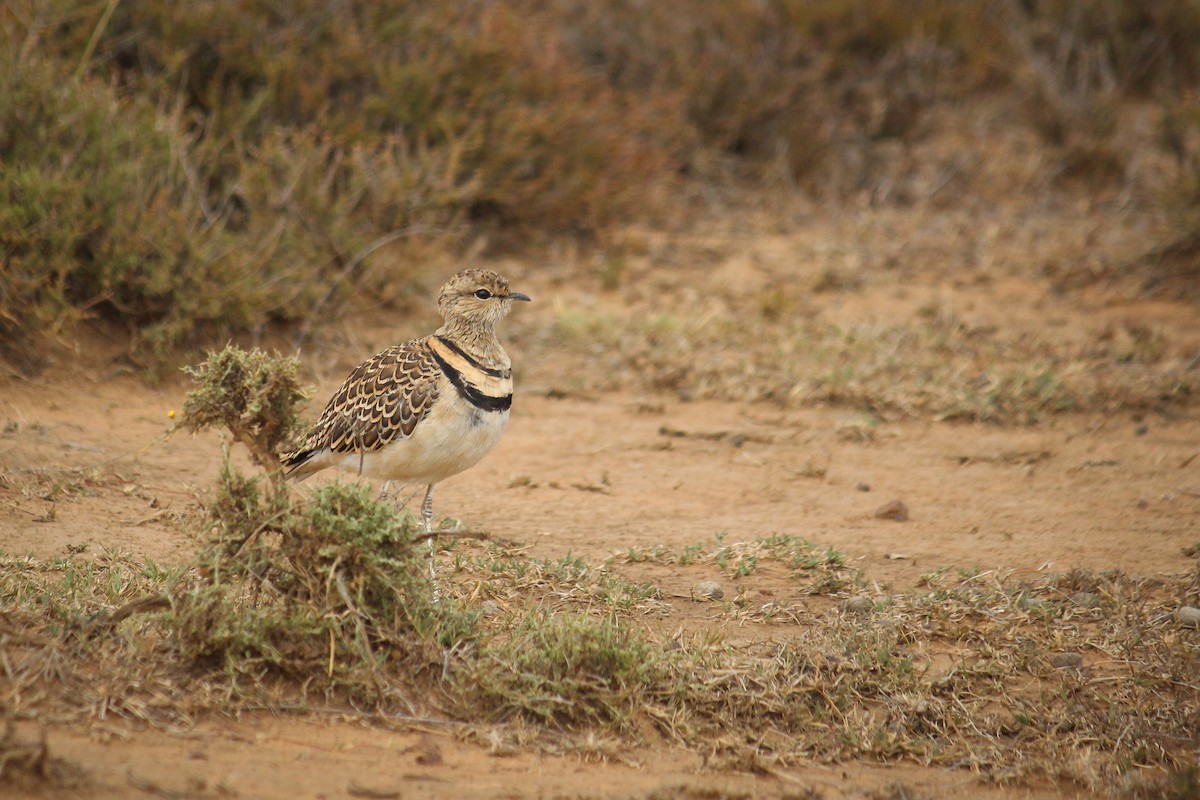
left=1002, top=0, right=1200, bottom=184
left=0, top=37, right=444, bottom=369
left=1148, top=95, right=1200, bottom=297
left=51, top=0, right=683, bottom=232
left=1, top=0, right=684, bottom=367
left=179, top=345, right=308, bottom=475
left=539, top=0, right=990, bottom=192
left=170, top=467, right=448, bottom=706
left=5, top=0, right=1200, bottom=371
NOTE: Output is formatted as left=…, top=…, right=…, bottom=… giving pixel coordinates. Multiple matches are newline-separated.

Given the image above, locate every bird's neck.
left=434, top=322, right=507, bottom=365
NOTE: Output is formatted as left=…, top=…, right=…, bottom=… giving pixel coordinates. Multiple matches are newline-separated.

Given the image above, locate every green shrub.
left=172, top=470, right=444, bottom=693
left=0, top=41, right=437, bottom=368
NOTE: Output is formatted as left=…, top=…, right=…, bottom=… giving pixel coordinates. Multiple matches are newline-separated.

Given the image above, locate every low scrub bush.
left=0, top=42, right=445, bottom=368
left=172, top=466, right=444, bottom=703
left=4, top=0, right=1199, bottom=371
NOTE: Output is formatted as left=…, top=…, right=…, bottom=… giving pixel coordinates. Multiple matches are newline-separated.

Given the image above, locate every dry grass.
left=2, top=535, right=1197, bottom=795
left=542, top=302, right=1199, bottom=424
left=619, top=533, right=858, bottom=591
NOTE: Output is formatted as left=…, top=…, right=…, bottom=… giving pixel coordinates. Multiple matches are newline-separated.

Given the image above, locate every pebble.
left=844, top=596, right=873, bottom=614
left=1051, top=652, right=1084, bottom=669
left=691, top=580, right=724, bottom=601
left=874, top=499, right=909, bottom=521
left=1177, top=606, right=1200, bottom=628
left=480, top=600, right=502, bottom=618
left=1069, top=592, right=1101, bottom=609
left=856, top=482, right=871, bottom=492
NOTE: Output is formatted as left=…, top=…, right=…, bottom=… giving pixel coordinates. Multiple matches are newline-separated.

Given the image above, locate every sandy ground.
left=2, top=316, right=1197, bottom=798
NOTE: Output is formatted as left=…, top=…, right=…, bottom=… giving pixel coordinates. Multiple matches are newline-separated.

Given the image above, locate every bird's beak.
left=506, top=291, right=532, bottom=302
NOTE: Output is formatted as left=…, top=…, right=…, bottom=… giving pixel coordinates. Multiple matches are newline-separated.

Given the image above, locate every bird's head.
left=437, top=269, right=531, bottom=333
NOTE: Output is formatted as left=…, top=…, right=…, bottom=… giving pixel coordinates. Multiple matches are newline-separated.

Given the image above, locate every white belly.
left=330, top=401, right=509, bottom=487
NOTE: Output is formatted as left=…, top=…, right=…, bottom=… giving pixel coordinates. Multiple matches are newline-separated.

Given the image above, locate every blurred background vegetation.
left=2, top=0, right=1199, bottom=370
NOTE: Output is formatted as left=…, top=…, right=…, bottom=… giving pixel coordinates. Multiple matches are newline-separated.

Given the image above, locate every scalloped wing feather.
left=288, top=340, right=440, bottom=466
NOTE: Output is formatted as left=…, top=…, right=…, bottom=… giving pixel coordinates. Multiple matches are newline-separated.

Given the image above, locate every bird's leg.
left=378, top=480, right=395, bottom=502
left=421, top=484, right=436, bottom=534
left=422, top=484, right=440, bottom=601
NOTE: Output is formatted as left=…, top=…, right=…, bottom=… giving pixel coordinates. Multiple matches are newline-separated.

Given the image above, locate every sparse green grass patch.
left=451, top=545, right=666, bottom=614
left=547, top=305, right=1200, bottom=423
left=462, top=610, right=667, bottom=729
left=619, top=533, right=860, bottom=594
left=2, top=538, right=1197, bottom=794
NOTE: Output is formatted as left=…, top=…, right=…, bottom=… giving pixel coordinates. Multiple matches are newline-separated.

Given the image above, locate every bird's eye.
left=473, top=289, right=492, bottom=300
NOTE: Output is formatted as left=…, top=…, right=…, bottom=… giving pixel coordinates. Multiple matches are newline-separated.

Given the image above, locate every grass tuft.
left=463, top=610, right=667, bottom=729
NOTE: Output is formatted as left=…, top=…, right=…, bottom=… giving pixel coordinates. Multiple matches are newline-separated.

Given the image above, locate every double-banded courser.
left=282, top=269, right=530, bottom=533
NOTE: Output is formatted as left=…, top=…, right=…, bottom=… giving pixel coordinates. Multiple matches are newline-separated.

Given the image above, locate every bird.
left=281, top=269, right=530, bottom=538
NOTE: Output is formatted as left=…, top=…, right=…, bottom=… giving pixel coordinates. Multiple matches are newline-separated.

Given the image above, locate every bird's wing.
left=297, top=339, right=441, bottom=456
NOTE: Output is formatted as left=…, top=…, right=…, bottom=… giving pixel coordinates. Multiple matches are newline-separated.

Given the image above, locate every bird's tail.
left=280, top=448, right=326, bottom=482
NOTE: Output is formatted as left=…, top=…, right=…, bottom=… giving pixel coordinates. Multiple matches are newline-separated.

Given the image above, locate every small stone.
left=1069, top=592, right=1101, bottom=609
left=480, top=600, right=502, bottom=618
left=1135, top=422, right=1149, bottom=436
left=414, top=739, right=443, bottom=766
left=1051, top=653, right=1084, bottom=669
left=347, top=782, right=401, bottom=799
left=1176, top=606, right=1200, bottom=629
left=874, top=499, right=909, bottom=521
left=856, top=482, right=871, bottom=492
left=1136, top=498, right=1149, bottom=509
left=691, top=580, right=724, bottom=601
left=844, top=596, right=873, bottom=614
